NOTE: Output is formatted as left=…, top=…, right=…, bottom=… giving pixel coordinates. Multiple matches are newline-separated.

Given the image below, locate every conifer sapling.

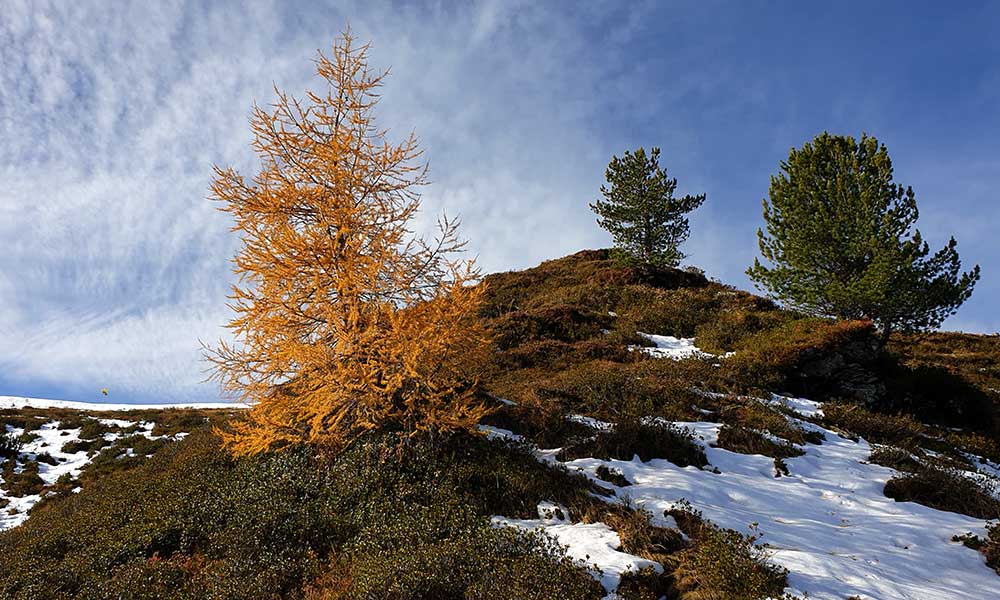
left=590, top=147, right=706, bottom=267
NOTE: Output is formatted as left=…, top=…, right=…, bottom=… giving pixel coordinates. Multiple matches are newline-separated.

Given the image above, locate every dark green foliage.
left=336, top=519, right=603, bottom=599
left=0, top=431, right=608, bottom=600
left=492, top=305, right=611, bottom=351
left=535, top=361, right=685, bottom=420
left=1, top=430, right=21, bottom=459
left=868, top=446, right=921, bottom=473
left=985, top=522, right=1000, bottom=574
left=720, top=318, right=878, bottom=397
left=693, top=308, right=793, bottom=354
left=673, top=522, right=788, bottom=600
left=952, top=523, right=1000, bottom=576
left=595, top=465, right=631, bottom=487
left=1, top=460, right=44, bottom=498
left=559, top=420, right=708, bottom=467
left=883, top=464, right=1000, bottom=519
left=667, top=504, right=788, bottom=600
left=77, top=436, right=173, bottom=482
left=883, top=359, right=997, bottom=433
left=62, top=437, right=113, bottom=455
left=591, top=147, right=706, bottom=267
left=821, top=402, right=923, bottom=448
left=748, top=132, right=979, bottom=347
left=35, top=452, right=58, bottom=466
left=715, top=425, right=803, bottom=460
left=0, top=414, right=48, bottom=433
left=718, top=401, right=821, bottom=447
left=78, top=418, right=122, bottom=441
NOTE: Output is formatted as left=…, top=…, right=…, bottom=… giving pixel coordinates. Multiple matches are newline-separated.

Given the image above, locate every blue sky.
left=1, top=0, right=998, bottom=403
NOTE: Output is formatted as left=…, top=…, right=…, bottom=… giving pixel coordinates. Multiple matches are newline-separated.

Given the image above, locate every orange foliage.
left=207, top=29, right=489, bottom=455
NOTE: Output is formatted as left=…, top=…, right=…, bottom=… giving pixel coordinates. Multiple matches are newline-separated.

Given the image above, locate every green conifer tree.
left=590, top=147, right=706, bottom=267
left=748, top=132, right=980, bottom=348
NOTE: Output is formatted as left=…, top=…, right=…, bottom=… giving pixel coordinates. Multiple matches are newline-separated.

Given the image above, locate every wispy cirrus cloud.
left=1, top=0, right=998, bottom=403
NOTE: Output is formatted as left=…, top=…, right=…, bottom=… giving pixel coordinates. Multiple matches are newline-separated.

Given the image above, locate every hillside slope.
left=2, top=249, right=1000, bottom=599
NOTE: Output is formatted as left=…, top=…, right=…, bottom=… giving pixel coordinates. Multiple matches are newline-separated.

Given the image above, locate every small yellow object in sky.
left=101, top=388, right=109, bottom=396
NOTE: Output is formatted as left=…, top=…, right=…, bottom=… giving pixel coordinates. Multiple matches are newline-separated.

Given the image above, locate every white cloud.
left=2, top=1, right=996, bottom=401
left=0, top=1, right=636, bottom=400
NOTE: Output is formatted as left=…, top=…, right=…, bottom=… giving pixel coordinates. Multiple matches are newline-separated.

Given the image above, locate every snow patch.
left=629, top=332, right=730, bottom=360
left=563, top=412, right=1000, bottom=599
left=1, top=415, right=197, bottom=531
left=493, top=501, right=662, bottom=598
left=0, top=396, right=237, bottom=411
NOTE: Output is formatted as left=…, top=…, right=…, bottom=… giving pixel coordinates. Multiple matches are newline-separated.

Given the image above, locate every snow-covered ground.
left=494, top=502, right=662, bottom=599
left=6, top=392, right=1000, bottom=598
left=1, top=415, right=191, bottom=530
left=0, top=396, right=238, bottom=411
left=629, top=332, right=730, bottom=360
left=544, top=396, right=1000, bottom=600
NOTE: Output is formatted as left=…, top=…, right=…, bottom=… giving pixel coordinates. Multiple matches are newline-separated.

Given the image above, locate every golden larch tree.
left=207, top=30, right=489, bottom=455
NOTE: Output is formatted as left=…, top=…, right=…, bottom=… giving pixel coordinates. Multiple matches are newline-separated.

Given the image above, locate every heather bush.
left=715, top=425, right=803, bottom=460
left=0, top=430, right=21, bottom=460
left=559, top=420, right=707, bottom=467
left=671, top=518, right=788, bottom=600
left=821, top=402, right=923, bottom=448
left=0, top=430, right=614, bottom=600
left=884, top=464, right=1000, bottom=519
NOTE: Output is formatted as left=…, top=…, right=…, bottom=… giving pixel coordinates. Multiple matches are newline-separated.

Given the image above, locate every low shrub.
left=34, top=452, right=58, bottom=466
left=478, top=400, right=599, bottom=450
left=0, top=430, right=617, bottom=600
left=150, top=411, right=215, bottom=436
left=821, top=402, right=924, bottom=448
left=62, top=437, right=113, bottom=454
left=671, top=519, right=788, bottom=600
left=17, top=431, right=40, bottom=445
left=946, top=431, right=1000, bottom=465
left=884, top=465, right=1000, bottom=519
left=78, top=418, right=121, bottom=441
left=868, top=446, right=920, bottom=473
left=602, top=504, right=686, bottom=559
left=595, top=465, right=631, bottom=487
left=78, top=435, right=184, bottom=482
left=559, top=420, right=708, bottom=468
left=986, top=522, right=1000, bottom=574
left=496, top=338, right=631, bottom=371
left=715, top=425, right=803, bottom=460
left=718, top=402, right=820, bottom=447
left=338, top=514, right=603, bottom=599
left=0, top=414, right=48, bottom=433
left=952, top=522, right=1000, bottom=576
left=0, top=430, right=21, bottom=460
left=0, top=460, right=44, bottom=498
left=615, top=286, right=725, bottom=339
left=530, top=360, right=695, bottom=422
left=721, top=318, right=876, bottom=395
left=694, top=309, right=792, bottom=355
left=492, top=305, right=610, bottom=350
left=887, top=331, right=1000, bottom=434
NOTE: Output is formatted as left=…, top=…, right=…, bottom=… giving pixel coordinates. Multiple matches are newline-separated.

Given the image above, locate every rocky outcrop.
left=789, top=333, right=886, bottom=406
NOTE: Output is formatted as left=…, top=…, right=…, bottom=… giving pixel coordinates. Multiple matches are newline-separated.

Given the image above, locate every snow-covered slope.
left=492, top=396, right=1000, bottom=600
left=1, top=415, right=191, bottom=530
left=0, top=396, right=238, bottom=411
